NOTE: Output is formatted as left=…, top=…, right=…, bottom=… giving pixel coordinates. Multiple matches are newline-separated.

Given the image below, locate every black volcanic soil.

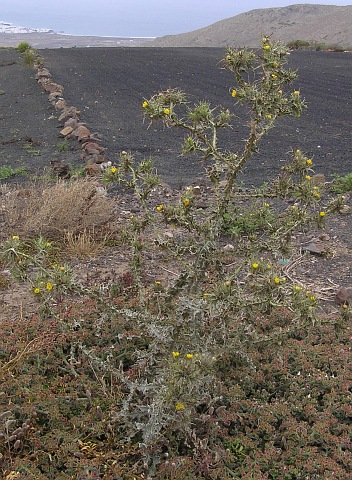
left=0, top=46, right=351, bottom=308
left=1, top=47, right=351, bottom=188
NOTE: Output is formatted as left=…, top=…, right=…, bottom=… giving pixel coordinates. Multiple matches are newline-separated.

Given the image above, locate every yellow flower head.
left=319, top=211, right=326, bottom=217
left=263, top=45, right=271, bottom=51
left=265, top=114, right=272, bottom=120
left=156, top=204, right=164, bottom=212
left=310, top=295, right=316, bottom=302
left=163, top=108, right=170, bottom=115
left=294, top=285, right=302, bottom=292
left=155, top=280, right=161, bottom=285
left=186, top=353, right=194, bottom=359
left=142, top=101, right=148, bottom=108
left=306, top=159, right=313, bottom=166
left=59, top=266, right=65, bottom=271
left=183, top=198, right=190, bottom=207
left=274, top=277, right=281, bottom=285
left=46, top=282, right=53, bottom=291
left=264, top=202, right=270, bottom=207
left=305, top=175, right=311, bottom=180
left=252, top=262, right=259, bottom=270
left=12, top=235, right=20, bottom=240
left=33, top=287, right=40, bottom=294
left=172, top=351, right=180, bottom=358
left=110, top=166, right=117, bottom=174
left=271, top=74, right=278, bottom=80
left=231, top=89, right=237, bottom=97
left=293, top=90, right=300, bottom=95
left=45, top=242, right=51, bottom=247
left=175, top=402, right=185, bottom=411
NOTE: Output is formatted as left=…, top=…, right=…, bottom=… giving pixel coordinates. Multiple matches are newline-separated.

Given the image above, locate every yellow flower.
left=231, top=89, right=237, bottom=97
left=12, top=235, right=20, bottom=240
left=45, top=242, right=51, bottom=247
left=142, top=101, right=148, bottom=108
left=33, top=287, right=40, bottom=294
left=319, top=211, right=326, bottom=217
left=183, top=198, right=190, bottom=207
left=293, top=90, right=300, bottom=95
left=266, top=264, right=271, bottom=270
left=156, top=204, right=164, bottom=212
left=59, top=266, right=65, bottom=271
left=310, top=295, right=316, bottom=302
left=264, top=202, right=270, bottom=207
left=172, top=351, right=180, bottom=358
left=163, top=108, right=170, bottom=115
left=306, top=159, right=313, bottom=166
left=305, top=175, right=311, bottom=180
left=252, top=262, right=259, bottom=270
left=294, top=285, right=302, bottom=292
left=46, top=282, right=53, bottom=291
left=271, top=74, right=278, bottom=80
left=274, top=277, right=281, bottom=284
left=265, top=114, right=272, bottom=120
left=313, top=192, right=321, bottom=199
left=263, top=45, right=270, bottom=51
left=110, top=166, right=117, bottom=174
left=175, top=403, right=185, bottom=411
left=186, top=353, right=194, bottom=359
left=155, top=280, right=161, bottom=285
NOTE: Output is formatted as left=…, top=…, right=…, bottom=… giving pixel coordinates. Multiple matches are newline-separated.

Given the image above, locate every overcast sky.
left=1, top=1, right=351, bottom=37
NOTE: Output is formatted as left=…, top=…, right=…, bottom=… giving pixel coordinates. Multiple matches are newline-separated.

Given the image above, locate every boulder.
left=336, top=286, right=352, bottom=305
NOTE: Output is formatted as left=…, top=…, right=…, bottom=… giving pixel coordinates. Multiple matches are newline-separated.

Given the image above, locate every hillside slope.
left=149, top=4, right=352, bottom=48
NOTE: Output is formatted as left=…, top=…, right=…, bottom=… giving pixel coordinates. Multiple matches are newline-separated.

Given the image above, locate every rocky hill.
left=149, top=4, right=352, bottom=48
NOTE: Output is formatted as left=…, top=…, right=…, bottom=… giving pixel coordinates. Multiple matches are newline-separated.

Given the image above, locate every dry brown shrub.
left=0, top=178, right=114, bottom=241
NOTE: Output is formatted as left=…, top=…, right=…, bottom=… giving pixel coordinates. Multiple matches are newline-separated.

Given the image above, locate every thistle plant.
left=100, top=37, right=348, bottom=472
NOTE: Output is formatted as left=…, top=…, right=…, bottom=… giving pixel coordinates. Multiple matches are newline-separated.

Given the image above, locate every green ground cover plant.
left=331, top=172, right=352, bottom=194
left=0, top=37, right=351, bottom=479
left=0, top=165, right=27, bottom=180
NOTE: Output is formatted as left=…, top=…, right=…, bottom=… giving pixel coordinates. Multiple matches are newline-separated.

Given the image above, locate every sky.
left=1, top=1, right=351, bottom=37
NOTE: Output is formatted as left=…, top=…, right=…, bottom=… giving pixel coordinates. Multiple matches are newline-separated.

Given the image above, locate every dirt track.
left=0, top=47, right=351, bottom=188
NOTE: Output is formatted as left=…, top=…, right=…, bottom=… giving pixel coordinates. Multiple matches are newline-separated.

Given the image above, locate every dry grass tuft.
left=64, top=228, right=107, bottom=258
left=1, top=178, right=114, bottom=241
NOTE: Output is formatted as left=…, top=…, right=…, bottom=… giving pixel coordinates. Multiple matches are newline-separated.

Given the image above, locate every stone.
left=339, top=205, right=351, bottom=215
left=55, top=99, right=67, bottom=110
left=50, top=160, right=71, bottom=179
left=43, top=82, right=64, bottom=94
left=48, top=92, right=63, bottom=102
left=85, top=163, right=102, bottom=175
left=64, top=118, right=80, bottom=129
left=72, top=125, right=91, bottom=141
left=82, top=141, right=105, bottom=156
left=58, top=107, right=80, bottom=121
left=35, top=68, right=51, bottom=79
left=301, top=241, right=328, bottom=255
left=223, top=244, right=235, bottom=251
left=336, top=286, right=352, bottom=305
left=60, top=126, right=74, bottom=137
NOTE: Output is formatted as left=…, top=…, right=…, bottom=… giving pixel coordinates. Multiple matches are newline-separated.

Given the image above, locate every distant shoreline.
left=0, top=32, right=155, bottom=48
